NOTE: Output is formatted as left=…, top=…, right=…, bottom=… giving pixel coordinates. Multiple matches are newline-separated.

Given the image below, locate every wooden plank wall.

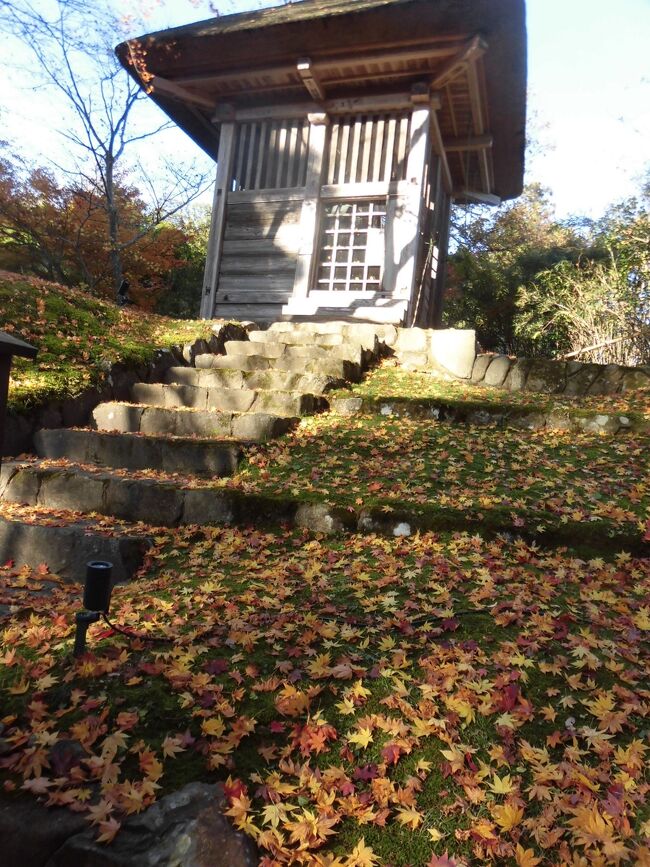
left=213, top=198, right=302, bottom=319
left=231, top=120, right=311, bottom=192
left=325, top=112, right=411, bottom=185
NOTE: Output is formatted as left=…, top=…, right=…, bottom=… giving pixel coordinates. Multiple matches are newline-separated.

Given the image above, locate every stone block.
left=93, top=403, right=143, bottom=433
left=206, top=389, right=256, bottom=413
left=131, top=383, right=170, bottom=408
left=504, top=359, right=534, bottom=392
left=620, top=368, right=650, bottom=393
left=471, top=354, right=492, bottom=383
left=173, top=411, right=233, bottom=439
left=397, top=351, right=429, bottom=369
left=329, top=397, right=363, bottom=416
left=578, top=414, right=621, bottom=434
left=231, top=413, right=295, bottom=442
left=39, top=471, right=105, bottom=513
left=587, top=364, right=625, bottom=395
left=0, top=517, right=150, bottom=585
left=1, top=465, right=40, bottom=505
left=209, top=355, right=270, bottom=372
left=34, top=428, right=90, bottom=463
left=564, top=363, right=601, bottom=396
left=162, top=441, right=241, bottom=478
left=2, top=412, right=33, bottom=458
left=140, top=407, right=180, bottom=436
left=295, top=502, right=343, bottom=534
left=484, top=356, right=512, bottom=387
left=524, top=359, right=567, bottom=394
left=182, top=490, right=235, bottom=525
left=394, top=327, right=428, bottom=353
left=104, top=478, right=183, bottom=526
left=224, top=340, right=285, bottom=359
left=429, top=329, right=476, bottom=379
left=545, top=411, right=573, bottom=431
left=251, top=391, right=319, bottom=417
left=509, top=413, right=547, bottom=431
left=45, top=782, right=258, bottom=867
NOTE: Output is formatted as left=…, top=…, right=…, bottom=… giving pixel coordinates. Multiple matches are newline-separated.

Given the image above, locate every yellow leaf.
left=489, top=773, right=515, bottom=795
left=493, top=802, right=524, bottom=832
left=395, top=807, right=423, bottom=830
left=346, top=837, right=380, bottom=866
left=201, top=717, right=225, bottom=738
left=427, top=826, right=445, bottom=842
left=8, top=679, right=29, bottom=695
left=515, top=844, right=542, bottom=867
left=348, top=727, right=373, bottom=749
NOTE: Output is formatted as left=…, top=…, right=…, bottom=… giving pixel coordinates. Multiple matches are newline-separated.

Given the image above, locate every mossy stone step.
left=131, top=383, right=327, bottom=417
left=195, top=353, right=362, bottom=381
left=92, top=402, right=296, bottom=441
left=0, top=507, right=151, bottom=583
left=165, top=367, right=339, bottom=395
left=329, top=394, right=648, bottom=434
left=34, top=428, right=243, bottom=476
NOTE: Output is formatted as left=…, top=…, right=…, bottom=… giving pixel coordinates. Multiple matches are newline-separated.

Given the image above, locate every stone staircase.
left=0, top=321, right=388, bottom=583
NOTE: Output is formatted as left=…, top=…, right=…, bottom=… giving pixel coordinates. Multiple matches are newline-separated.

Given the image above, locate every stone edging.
left=329, top=395, right=649, bottom=435
left=3, top=323, right=248, bottom=457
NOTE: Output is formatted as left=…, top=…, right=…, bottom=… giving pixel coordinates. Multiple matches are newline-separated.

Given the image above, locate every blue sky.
left=3, top=0, right=649, bottom=219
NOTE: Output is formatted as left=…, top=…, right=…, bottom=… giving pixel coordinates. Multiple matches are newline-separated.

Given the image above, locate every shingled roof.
left=116, top=0, right=527, bottom=200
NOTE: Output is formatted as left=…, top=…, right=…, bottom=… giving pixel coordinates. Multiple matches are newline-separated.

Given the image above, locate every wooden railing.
left=0, top=331, right=37, bottom=467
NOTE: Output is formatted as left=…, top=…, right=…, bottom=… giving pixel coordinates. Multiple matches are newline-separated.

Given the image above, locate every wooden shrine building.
left=116, top=0, right=526, bottom=326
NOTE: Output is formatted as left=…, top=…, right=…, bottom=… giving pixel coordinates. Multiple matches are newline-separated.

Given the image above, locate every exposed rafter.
left=429, top=35, right=487, bottom=89
left=444, top=134, right=493, bottom=152
left=150, top=76, right=215, bottom=111
left=297, top=59, right=326, bottom=101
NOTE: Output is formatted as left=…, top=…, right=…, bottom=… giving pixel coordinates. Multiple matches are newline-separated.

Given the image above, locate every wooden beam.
left=444, top=134, right=493, bottom=152
left=150, top=75, right=215, bottom=111
left=465, top=59, right=492, bottom=193
left=213, top=91, right=421, bottom=123
left=291, top=113, right=329, bottom=300
left=176, top=40, right=466, bottom=92
left=430, top=35, right=487, bottom=89
left=429, top=107, right=453, bottom=194
left=200, top=122, right=236, bottom=319
left=297, top=58, right=326, bottom=101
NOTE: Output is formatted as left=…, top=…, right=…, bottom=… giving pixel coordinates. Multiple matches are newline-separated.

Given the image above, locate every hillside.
left=0, top=271, right=212, bottom=412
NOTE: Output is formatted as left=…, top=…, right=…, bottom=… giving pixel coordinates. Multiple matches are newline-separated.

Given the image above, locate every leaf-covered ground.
left=0, top=271, right=213, bottom=412
left=1, top=528, right=649, bottom=865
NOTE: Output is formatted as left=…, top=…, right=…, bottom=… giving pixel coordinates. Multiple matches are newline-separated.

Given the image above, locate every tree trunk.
left=105, top=155, right=122, bottom=292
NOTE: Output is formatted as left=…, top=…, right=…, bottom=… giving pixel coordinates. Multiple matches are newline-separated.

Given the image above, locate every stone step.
left=165, top=366, right=340, bottom=395
left=0, top=504, right=151, bottom=583
left=1, top=462, right=239, bottom=528
left=224, top=340, right=286, bottom=359
left=33, top=429, right=242, bottom=477
left=131, top=383, right=326, bottom=418
left=223, top=339, right=367, bottom=367
left=91, top=402, right=296, bottom=441
left=252, top=326, right=384, bottom=354
left=195, top=354, right=362, bottom=381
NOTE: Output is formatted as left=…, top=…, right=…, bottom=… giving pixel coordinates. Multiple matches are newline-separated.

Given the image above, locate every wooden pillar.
left=291, top=112, right=329, bottom=300
left=388, top=88, right=432, bottom=323
left=431, top=192, right=452, bottom=328
left=200, top=121, right=236, bottom=320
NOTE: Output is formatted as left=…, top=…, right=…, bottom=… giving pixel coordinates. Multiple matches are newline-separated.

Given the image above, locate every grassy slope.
left=0, top=270, right=213, bottom=412
left=1, top=274, right=649, bottom=865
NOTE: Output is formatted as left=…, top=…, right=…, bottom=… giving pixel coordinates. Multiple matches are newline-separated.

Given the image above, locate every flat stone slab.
left=0, top=512, right=150, bottom=583
left=1, top=783, right=257, bottom=867
left=34, top=429, right=243, bottom=477
left=92, top=403, right=296, bottom=441
left=130, top=383, right=325, bottom=418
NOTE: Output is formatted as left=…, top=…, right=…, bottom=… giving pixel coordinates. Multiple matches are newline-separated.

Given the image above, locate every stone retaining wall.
left=2, top=323, right=248, bottom=457
left=471, top=353, right=650, bottom=396
left=386, top=326, right=650, bottom=397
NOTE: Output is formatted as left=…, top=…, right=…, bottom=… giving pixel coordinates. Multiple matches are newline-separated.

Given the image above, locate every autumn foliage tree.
left=0, top=143, right=190, bottom=309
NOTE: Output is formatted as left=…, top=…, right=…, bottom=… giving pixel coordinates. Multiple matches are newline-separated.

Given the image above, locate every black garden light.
left=73, top=561, right=113, bottom=657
